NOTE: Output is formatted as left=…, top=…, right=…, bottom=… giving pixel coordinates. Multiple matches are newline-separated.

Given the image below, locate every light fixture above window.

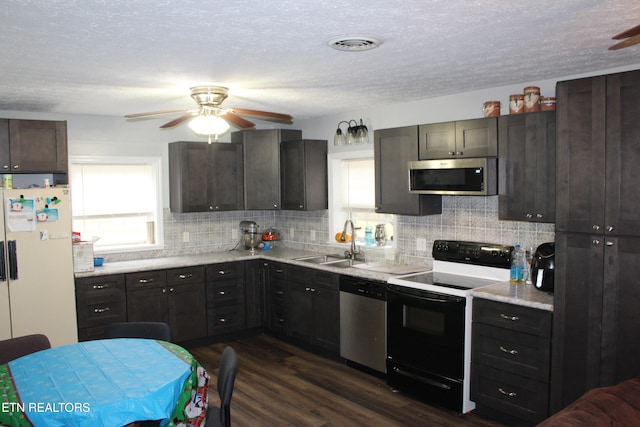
left=334, top=119, right=371, bottom=146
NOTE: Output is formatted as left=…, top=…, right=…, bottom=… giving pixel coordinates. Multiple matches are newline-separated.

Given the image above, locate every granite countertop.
left=470, top=281, right=554, bottom=311
left=78, top=248, right=553, bottom=311
left=76, top=247, right=415, bottom=283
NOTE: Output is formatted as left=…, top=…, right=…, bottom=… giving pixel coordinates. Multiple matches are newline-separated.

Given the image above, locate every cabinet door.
left=0, top=120, right=9, bottom=173
left=555, top=76, right=607, bottom=233
left=8, top=120, right=67, bottom=173
left=286, top=281, right=313, bottom=343
left=455, top=117, right=498, bottom=158
left=374, top=126, right=442, bottom=215
left=499, top=112, right=555, bottom=223
left=209, top=142, right=244, bottom=211
left=418, top=121, right=456, bottom=159
left=313, top=284, right=339, bottom=352
left=244, top=260, right=264, bottom=329
left=168, top=282, right=207, bottom=342
left=605, top=70, right=640, bottom=237
left=280, top=139, right=328, bottom=211
left=600, top=236, right=640, bottom=386
left=169, top=142, right=210, bottom=212
left=550, top=232, right=604, bottom=412
left=127, top=287, right=169, bottom=324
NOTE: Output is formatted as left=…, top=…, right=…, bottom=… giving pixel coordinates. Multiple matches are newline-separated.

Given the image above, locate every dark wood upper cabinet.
left=498, top=111, right=556, bottom=223
left=280, top=139, right=328, bottom=211
left=0, top=119, right=68, bottom=173
left=374, top=126, right=442, bottom=216
left=169, top=141, right=244, bottom=212
left=232, top=129, right=302, bottom=210
left=418, top=117, right=498, bottom=159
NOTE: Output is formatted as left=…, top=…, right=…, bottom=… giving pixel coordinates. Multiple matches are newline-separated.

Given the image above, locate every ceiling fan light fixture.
left=188, top=114, right=231, bottom=138
left=327, top=35, right=383, bottom=52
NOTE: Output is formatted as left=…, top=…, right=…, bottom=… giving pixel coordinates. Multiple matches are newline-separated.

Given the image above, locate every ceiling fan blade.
left=609, top=33, right=640, bottom=50
left=125, top=108, right=191, bottom=118
left=230, top=108, right=293, bottom=125
left=612, top=24, right=640, bottom=40
left=221, top=112, right=256, bottom=129
left=159, top=113, right=195, bottom=128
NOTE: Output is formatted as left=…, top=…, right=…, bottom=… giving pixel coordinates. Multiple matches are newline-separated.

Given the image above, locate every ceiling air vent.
left=327, top=35, right=383, bottom=52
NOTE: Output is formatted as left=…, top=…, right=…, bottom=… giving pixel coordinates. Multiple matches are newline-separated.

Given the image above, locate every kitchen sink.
left=293, top=254, right=364, bottom=268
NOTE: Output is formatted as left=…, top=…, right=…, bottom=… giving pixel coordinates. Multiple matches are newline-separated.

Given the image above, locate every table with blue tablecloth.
left=0, top=339, right=209, bottom=427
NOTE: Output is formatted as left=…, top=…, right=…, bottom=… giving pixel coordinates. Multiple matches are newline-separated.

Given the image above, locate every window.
left=328, top=151, right=395, bottom=247
left=70, top=157, right=163, bottom=253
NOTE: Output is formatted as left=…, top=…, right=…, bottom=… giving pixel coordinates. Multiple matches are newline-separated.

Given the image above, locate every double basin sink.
left=293, top=254, right=365, bottom=269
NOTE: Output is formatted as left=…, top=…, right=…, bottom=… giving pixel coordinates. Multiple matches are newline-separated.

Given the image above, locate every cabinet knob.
left=169, top=287, right=174, bottom=292
left=536, top=214, right=543, bottom=218
left=12, top=165, right=19, bottom=169
left=607, top=225, right=614, bottom=232
left=606, top=241, right=614, bottom=247
left=593, top=225, right=601, bottom=231
left=218, top=270, right=230, bottom=275
left=273, top=204, right=278, bottom=208
left=526, top=213, right=533, bottom=219
left=2, top=165, right=8, bottom=170
left=448, top=151, right=455, bottom=156
left=592, top=239, right=600, bottom=246
left=456, top=151, right=463, bottom=156
left=178, top=274, right=193, bottom=280
left=299, top=205, right=304, bottom=209
left=209, top=206, right=214, bottom=210
left=218, top=290, right=227, bottom=296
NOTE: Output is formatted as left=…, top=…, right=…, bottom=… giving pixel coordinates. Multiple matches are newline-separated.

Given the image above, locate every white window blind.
left=70, top=160, right=161, bottom=251
left=341, top=158, right=375, bottom=209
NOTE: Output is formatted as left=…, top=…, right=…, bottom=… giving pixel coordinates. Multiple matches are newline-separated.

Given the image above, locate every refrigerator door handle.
left=0, top=241, right=5, bottom=282
left=8, top=240, right=17, bottom=280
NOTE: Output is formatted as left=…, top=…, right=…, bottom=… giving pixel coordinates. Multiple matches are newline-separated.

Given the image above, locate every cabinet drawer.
left=472, top=364, right=549, bottom=424
left=313, top=270, right=339, bottom=289
left=270, top=263, right=287, bottom=278
left=472, top=323, right=550, bottom=381
left=126, top=270, right=166, bottom=291
left=207, top=279, right=245, bottom=307
left=208, top=305, right=246, bottom=335
left=167, top=266, right=205, bottom=285
left=473, top=298, right=552, bottom=337
left=77, top=298, right=126, bottom=329
left=76, top=274, right=125, bottom=297
left=206, top=262, right=244, bottom=281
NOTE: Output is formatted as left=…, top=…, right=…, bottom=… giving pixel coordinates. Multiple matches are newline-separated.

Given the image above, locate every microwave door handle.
left=8, top=240, right=17, bottom=280
left=0, top=241, right=5, bottom=282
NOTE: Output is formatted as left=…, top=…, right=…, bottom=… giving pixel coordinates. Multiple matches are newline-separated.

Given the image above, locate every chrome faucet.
left=341, top=219, right=360, bottom=260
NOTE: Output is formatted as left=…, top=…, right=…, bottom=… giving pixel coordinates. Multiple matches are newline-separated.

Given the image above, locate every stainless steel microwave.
left=408, top=157, right=497, bottom=196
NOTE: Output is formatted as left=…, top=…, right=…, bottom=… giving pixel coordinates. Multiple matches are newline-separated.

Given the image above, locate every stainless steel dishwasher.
left=339, top=276, right=387, bottom=374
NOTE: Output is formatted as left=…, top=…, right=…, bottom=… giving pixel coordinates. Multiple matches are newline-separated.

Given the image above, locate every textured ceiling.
left=1, top=0, right=640, bottom=123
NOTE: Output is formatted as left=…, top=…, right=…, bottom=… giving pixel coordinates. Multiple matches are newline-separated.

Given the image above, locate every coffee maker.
left=239, top=221, right=261, bottom=251
left=531, top=242, right=555, bottom=292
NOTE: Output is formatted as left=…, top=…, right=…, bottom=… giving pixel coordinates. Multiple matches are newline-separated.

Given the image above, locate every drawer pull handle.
left=219, top=318, right=227, bottom=323
left=276, top=290, right=284, bottom=296
left=138, top=278, right=154, bottom=284
left=498, top=387, right=517, bottom=398
left=499, top=346, right=519, bottom=355
left=93, top=307, right=110, bottom=314
left=178, top=274, right=193, bottom=280
left=92, top=284, right=110, bottom=290
left=500, top=313, right=519, bottom=321
left=218, top=290, right=227, bottom=296
left=275, top=269, right=284, bottom=274
left=218, top=270, right=231, bottom=275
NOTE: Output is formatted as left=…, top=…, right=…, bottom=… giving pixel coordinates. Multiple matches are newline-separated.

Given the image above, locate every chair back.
left=0, top=334, right=51, bottom=364
left=217, top=347, right=239, bottom=427
left=104, top=322, right=171, bottom=341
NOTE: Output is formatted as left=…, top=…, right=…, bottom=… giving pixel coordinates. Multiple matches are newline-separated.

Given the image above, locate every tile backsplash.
left=107, top=196, right=554, bottom=265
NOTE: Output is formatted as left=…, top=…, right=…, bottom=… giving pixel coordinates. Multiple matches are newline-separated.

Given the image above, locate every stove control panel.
left=433, top=240, right=513, bottom=268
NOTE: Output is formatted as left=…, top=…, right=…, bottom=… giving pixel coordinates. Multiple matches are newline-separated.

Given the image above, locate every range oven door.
left=386, top=284, right=466, bottom=412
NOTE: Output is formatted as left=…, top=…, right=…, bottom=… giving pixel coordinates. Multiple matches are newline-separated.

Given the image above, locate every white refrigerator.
left=0, top=187, right=78, bottom=346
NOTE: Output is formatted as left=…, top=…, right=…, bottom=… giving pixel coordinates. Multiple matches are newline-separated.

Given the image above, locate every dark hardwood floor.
left=188, top=334, right=505, bottom=427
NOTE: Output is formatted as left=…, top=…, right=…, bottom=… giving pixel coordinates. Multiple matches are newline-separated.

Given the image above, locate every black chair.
left=0, top=334, right=51, bottom=364
left=104, top=322, right=171, bottom=341
left=206, top=347, right=239, bottom=427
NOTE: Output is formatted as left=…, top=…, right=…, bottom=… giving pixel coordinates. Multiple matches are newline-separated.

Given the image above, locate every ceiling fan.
left=609, top=23, right=640, bottom=50
left=125, top=86, right=293, bottom=141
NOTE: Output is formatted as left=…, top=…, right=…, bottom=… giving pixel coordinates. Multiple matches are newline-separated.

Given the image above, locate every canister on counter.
left=509, top=94, right=525, bottom=114
left=482, top=101, right=501, bottom=117
left=2, top=174, right=12, bottom=189
left=540, top=96, right=556, bottom=111
left=524, top=86, right=541, bottom=112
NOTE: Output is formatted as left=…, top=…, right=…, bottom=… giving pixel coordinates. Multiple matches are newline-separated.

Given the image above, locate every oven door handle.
left=390, top=366, right=452, bottom=390
left=390, top=288, right=462, bottom=304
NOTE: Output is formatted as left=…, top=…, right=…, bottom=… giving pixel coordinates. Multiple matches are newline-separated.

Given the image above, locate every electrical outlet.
left=231, top=229, right=238, bottom=239
left=289, top=227, right=295, bottom=239
left=416, top=237, right=427, bottom=251
left=310, top=230, right=316, bottom=240
left=183, top=231, right=190, bottom=242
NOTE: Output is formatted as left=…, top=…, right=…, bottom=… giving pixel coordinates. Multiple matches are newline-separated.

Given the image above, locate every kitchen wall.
left=0, top=63, right=635, bottom=264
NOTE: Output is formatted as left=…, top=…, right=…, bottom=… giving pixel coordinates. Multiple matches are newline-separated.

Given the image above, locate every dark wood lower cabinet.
left=206, top=262, right=246, bottom=336
left=472, top=298, right=552, bottom=426
left=75, top=274, right=126, bottom=341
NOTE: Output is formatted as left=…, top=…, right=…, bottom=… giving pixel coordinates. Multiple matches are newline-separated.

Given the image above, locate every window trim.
left=69, top=155, right=165, bottom=254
